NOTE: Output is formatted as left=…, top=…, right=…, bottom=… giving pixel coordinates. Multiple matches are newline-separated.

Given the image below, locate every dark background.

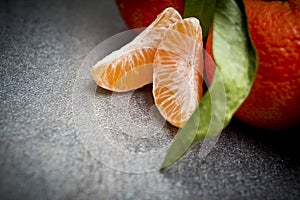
left=1, top=0, right=299, bottom=199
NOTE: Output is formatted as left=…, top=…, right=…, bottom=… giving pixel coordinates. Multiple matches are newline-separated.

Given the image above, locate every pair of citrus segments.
left=91, top=7, right=205, bottom=128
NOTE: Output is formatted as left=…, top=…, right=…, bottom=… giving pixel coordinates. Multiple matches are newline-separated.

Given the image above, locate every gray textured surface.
left=1, top=0, right=300, bottom=199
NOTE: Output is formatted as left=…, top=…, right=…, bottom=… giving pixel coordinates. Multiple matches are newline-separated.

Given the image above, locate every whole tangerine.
left=233, top=0, right=300, bottom=130
left=206, top=0, right=300, bottom=130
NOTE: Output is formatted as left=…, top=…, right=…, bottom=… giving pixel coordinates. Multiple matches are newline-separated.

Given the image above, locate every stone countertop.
left=1, top=0, right=299, bottom=199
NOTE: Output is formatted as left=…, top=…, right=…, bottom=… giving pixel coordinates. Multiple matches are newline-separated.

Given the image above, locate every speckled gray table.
left=1, top=0, right=300, bottom=199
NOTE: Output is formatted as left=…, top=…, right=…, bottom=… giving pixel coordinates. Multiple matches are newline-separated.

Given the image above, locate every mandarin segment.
left=92, top=8, right=206, bottom=128
left=91, top=7, right=182, bottom=92
left=153, top=18, right=204, bottom=127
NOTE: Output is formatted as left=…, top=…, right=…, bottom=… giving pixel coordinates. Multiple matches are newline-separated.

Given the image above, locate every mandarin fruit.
left=206, top=0, right=300, bottom=130
left=234, top=0, right=300, bottom=130
left=115, top=0, right=184, bottom=30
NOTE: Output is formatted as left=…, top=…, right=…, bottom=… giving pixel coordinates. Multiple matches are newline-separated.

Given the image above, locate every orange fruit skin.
left=204, top=27, right=214, bottom=85
left=206, top=0, right=300, bottom=130
left=116, top=0, right=184, bottom=29
left=234, top=0, right=300, bottom=130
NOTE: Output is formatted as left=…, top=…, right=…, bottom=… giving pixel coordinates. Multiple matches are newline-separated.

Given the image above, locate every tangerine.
left=203, top=0, right=300, bottom=130
left=116, top=0, right=184, bottom=30
left=234, top=0, right=300, bottom=130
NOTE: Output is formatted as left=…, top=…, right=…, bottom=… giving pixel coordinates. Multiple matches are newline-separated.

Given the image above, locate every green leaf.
left=161, top=0, right=258, bottom=170
left=207, top=0, right=258, bottom=129
left=183, top=0, right=217, bottom=39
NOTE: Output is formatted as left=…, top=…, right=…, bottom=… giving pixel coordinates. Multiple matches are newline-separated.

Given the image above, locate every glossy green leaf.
left=206, top=0, right=258, bottom=129
left=161, top=0, right=258, bottom=170
left=184, top=0, right=217, bottom=39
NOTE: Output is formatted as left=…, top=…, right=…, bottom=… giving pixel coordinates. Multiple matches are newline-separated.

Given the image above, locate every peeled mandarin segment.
left=153, top=18, right=204, bottom=127
left=91, top=7, right=182, bottom=92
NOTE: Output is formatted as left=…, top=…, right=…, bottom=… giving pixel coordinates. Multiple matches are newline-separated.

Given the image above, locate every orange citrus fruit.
left=204, top=0, right=300, bottom=130
left=153, top=17, right=204, bottom=127
left=91, top=7, right=182, bottom=92
left=116, top=0, right=184, bottom=30
left=234, top=0, right=300, bottom=130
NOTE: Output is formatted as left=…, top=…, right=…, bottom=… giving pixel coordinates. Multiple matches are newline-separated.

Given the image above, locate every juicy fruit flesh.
left=153, top=18, right=204, bottom=127
left=92, top=48, right=155, bottom=91
left=91, top=7, right=182, bottom=92
left=91, top=7, right=205, bottom=128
